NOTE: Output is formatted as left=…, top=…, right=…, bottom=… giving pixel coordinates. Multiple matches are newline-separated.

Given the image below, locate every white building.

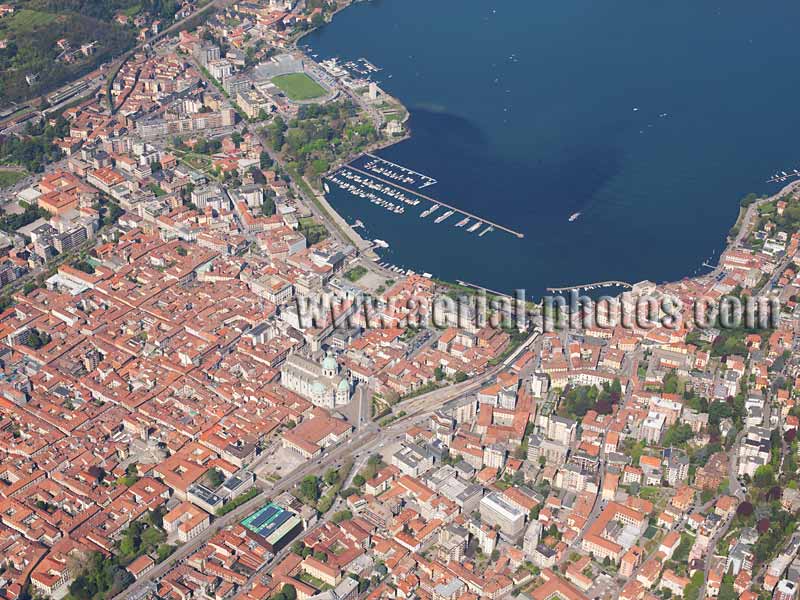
left=281, top=352, right=351, bottom=409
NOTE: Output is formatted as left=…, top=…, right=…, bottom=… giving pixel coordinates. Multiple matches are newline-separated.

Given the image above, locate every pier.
left=767, top=169, right=800, bottom=184
left=456, top=280, right=516, bottom=299
left=346, top=164, right=525, bottom=239
left=546, top=280, right=633, bottom=293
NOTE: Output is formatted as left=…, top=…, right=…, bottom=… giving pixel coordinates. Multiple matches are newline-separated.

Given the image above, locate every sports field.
left=271, top=73, right=326, bottom=101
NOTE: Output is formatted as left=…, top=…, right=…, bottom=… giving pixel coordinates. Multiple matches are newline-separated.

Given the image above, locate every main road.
left=116, top=329, right=540, bottom=599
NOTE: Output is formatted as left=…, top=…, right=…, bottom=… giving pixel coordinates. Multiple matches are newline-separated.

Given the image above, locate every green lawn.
left=345, top=266, right=367, bottom=282
left=2, top=9, right=58, bottom=33
left=0, top=170, right=26, bottom=189
left=122, top=4, right=142, bottom=17
left=271, top=73, right=326, bottom=101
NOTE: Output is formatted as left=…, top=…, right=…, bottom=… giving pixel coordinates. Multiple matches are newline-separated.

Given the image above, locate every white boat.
left=569, top=212, right=581, bottom=222
left=434, top=210, right=454, bottom=223
left=467, top=222, right=482, bottom=232
left=420, top=204, right=440, bottom=218
left=323, top=182, right=330, bottom=193
left=373, top=239, right=389, bottom=249
left=479, top=226, right=494, bottom=237
left=456, top=218, right=469, bottom=227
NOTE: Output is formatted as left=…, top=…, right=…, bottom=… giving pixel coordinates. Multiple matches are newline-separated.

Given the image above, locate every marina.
left=767, top=169, right=800, bottom=184
left=327, top=170, right=415, bottom=215
left=546, top=281, right=633, bottom=293
left=344, top=163, right=525, bottom=239
left=361, top=153, right=438, bottom=189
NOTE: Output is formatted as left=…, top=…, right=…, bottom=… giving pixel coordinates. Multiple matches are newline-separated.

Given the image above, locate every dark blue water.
left=305, top=0, right=800, bottom=299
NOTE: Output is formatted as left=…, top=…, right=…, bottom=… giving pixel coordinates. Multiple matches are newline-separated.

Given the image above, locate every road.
left=118, top=329, right=540, bottom=597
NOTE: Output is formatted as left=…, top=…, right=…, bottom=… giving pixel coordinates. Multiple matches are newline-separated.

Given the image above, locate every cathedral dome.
left=322, top=352, right=338, bottom=373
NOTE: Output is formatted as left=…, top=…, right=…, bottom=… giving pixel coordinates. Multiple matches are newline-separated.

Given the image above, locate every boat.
left=434, top=210, right=454, bottom=223
left=479, top=226, right=494, bottom=237
left=373, top=239, right=389, bottom=249
left=456, top=218, right=469, bottom=227
left=323, top=182, right=330, bottom=193
left=467, top=222, right=482, bottom=232
left=420, top=204, right=440, bottom=218
left=569, top=212, right=581, bottom=222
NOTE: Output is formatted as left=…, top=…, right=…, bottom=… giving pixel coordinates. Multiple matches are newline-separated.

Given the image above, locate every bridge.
left=546, top=281, right=633, bottom=293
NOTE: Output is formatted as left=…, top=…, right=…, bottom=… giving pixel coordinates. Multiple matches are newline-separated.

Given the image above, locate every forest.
left=0, top=0, right=179, bottom=104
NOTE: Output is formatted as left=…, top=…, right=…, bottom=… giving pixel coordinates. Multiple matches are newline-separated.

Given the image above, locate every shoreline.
left=296, top=1, right=796, bottom=304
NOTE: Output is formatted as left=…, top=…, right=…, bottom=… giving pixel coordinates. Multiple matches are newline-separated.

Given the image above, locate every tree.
left=753, top=464, right=776, bottom=488
left=207, top=468, right=225, bottom=488
left=672, top=532, right=693, bottom=563
left=141, top=525, right=165, bottom=549
left=157, top=544, right=175, bottom=563
left=453, top=371, right=468, bottom=383
left=24, top=328, right=51, bottom=350
left=282, top=584, right=297, bottom=600
left=663, top=372, right=679, bottom=394
left=684, top=571, right=705, bottom=600
left=300, top=475, right=320, bottom=503
left=708, top=401, right=733, bottom=425
left=663, top=423, right=693, bottom=447
left=324, top=468, right=339, bottom=486
left=339, top=486, right=359, bottom=499
left=353, top=474, right=366, bottom=487
left=261, top=195, right=276, bottom=216
left=735, top=501, right=753, bottom=519
left=718, top=572, right=736, bottom=600
left=332, top=510, right=352, bottom=523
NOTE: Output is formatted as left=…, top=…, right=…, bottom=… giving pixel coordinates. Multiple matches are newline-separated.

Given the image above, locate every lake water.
left=306, top=0, right=800, bottom=299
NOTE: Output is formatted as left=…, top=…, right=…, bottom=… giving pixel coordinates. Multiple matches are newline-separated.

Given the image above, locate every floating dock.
left=346, top=164, right=525, bottom=239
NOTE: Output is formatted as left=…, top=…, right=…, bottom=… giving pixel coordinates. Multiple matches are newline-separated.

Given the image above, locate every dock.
left=346, top=164, right=525, bottom=239
left=363, top=153, right=437, bottom=188
left=767, top=170, right=800, bottom=184
left=546, top=280, right=633, bottom=293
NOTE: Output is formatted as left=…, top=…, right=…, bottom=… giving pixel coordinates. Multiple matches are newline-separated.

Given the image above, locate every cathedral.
left=280, top=351, right=351, bottom=409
